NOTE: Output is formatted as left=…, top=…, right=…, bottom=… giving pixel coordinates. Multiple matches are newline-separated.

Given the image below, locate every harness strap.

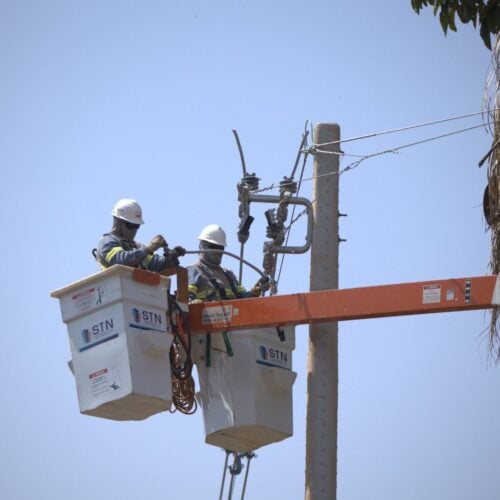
left=208, top=277, right=228, bottom=299
left=220, top=269, right=242, bottom=298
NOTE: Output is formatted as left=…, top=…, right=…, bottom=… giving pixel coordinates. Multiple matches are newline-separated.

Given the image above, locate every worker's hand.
left=189, top=299, right=203, bottom=305
left=147, top=235, right=167, bottom=254
left=259, top=276, right=271, bottom=293
left=251, top=276, right=271, bottom=296
left=172, top=245, right=187, bottom=257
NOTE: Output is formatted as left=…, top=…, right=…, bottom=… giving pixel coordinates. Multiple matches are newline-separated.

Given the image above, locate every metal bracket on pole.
left=249, top=193, right=313, bottom=255
left=236, top=170, right=313, bottom=294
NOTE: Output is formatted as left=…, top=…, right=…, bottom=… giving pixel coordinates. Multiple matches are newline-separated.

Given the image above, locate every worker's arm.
left=98, top=235, right=151, bottom=268
left=147, top=251, right=179, bottom=272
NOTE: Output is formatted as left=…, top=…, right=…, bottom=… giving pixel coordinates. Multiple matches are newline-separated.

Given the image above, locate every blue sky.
left=1, top=1, right=499, bottom=499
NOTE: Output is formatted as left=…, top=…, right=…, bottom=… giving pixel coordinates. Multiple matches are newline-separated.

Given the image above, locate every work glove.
left=171, top=245, right=187, bottom=257
left=147, top=234, right=167, bottom=254
left=251, top=276, right=271, bottom=297
left=162, top=245, right=185, bottom=268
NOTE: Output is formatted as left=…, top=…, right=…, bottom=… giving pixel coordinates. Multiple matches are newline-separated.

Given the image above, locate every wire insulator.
left=239, top=173, right=261, bottom=193
left=279, top=176, right=298, bottom=197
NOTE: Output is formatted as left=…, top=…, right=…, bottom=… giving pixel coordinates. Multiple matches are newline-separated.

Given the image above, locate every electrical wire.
left=232, top=129, right=247, bottom=176
left=271, top=127, right=310, bottom=290
left=183, top=249, right=265, bottom=277
left=229, top=116, right=492, bottom=290
left=284, top=121, right=494, bottom=233
left=309, top=109, right=499, bottom=148
left=289, top=127, right=310, bottom=180
left=275, top=133, right=310, bottom=287
left=313, top=122, right=493, bottom=157
left=168, top=297, right=197, bottom=415
left=232, top=128, right=249, bottom=284
left=253, top=119, right=491, bottom=286
left=255, top=120, right=494, bottom=198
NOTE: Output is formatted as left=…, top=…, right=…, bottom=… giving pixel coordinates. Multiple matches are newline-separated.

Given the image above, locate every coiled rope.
left=168, top=297, right=197, bottom=415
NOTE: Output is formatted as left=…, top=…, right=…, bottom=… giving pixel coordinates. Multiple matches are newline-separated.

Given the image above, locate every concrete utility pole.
left=305, top=123, right=340, bottom=500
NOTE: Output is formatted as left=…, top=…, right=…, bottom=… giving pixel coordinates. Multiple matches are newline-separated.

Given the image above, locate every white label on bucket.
left=201, top=305, right=233, bottom=325
left=423, top=284, right=441, bottom=304
left=72, top=285, right=106, bottom=314
left=89, top=368, right=120, bottom=399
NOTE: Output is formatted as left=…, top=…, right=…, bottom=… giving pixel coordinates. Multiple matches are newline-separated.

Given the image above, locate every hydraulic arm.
left=188, top=275, right=500, bottom=334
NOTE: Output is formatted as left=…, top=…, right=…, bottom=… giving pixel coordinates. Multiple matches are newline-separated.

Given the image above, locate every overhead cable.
left=276, top=140, right=310, bottom=287
left=260, top=121, right=493, bottom=198
left=183, top=249, right=264, bottom=277
left=285, top=122, right=493, bottom=230
left=232, top=129, right=247, bottom=176
left=313, top=122, right=492, bottom=159
left=309, top=109, right=498, bottom=149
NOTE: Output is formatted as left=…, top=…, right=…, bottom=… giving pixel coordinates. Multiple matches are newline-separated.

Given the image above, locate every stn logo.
left=257, top=344, right=291, bottom=370
left=129, top=307, right=166, bottom=332
left=77, top=317, right=118, bottom=352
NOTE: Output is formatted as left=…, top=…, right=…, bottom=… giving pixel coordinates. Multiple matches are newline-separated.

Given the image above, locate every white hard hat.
left=111, top=199, right=145, bottom=225
left=198, top=224, right=227, bottom=247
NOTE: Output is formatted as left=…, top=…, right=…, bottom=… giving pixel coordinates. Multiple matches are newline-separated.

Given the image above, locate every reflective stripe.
left=188, top=285, right=238, bottom=300
left=105, top=246, right=124, bottom=263
left=188, top=284, right=206, bottom=300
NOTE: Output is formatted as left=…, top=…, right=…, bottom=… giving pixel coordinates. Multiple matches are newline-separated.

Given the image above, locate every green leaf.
left=486, top=5, right=500, bottom=32
left=457, top=4, right=473, bottom=23
left=434, top=0, right=443, bottom=16
left=440, top=8, right=449, bottom=33
left=411, top=0, right=423, bottom=13
left=471, top=6, right=478, bottom=28
left=448, top=7, right=458, bottom=31
left=480, top=20, right=492, bottom=49
left=409, top=0, right=498, bottom=45
left=494, top=6, right=500, bottom=31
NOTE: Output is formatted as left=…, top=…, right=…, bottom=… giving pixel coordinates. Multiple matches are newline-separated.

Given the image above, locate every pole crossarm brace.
left=188, top=275, right=500, bottom=334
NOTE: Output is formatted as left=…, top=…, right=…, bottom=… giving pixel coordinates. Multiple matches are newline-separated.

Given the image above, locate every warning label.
left=201, top=305, right=233, bottom=325
left=423, top=284, right=441, bottom=304
left=89, top=367, right=120, bottom=399
left=72, top=286, right=105, bottom=314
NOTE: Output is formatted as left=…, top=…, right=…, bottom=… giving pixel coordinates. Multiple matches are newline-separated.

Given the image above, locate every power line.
left=252, top=118, right=493, bottom=282
left=315, top=122, right=492, bottom=168
left=276, top=144, right=310, bottom=287
left=308, top=109, right=498, bottom=149
left=260, top=121, right=493, bottom=195
left=284, top=121, right=493, bottom=230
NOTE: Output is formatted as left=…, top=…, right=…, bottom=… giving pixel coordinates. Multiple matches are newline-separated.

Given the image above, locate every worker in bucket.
left=187, top=224, right=269, bottom=303
left=95, top=198, right=186, bottom=272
